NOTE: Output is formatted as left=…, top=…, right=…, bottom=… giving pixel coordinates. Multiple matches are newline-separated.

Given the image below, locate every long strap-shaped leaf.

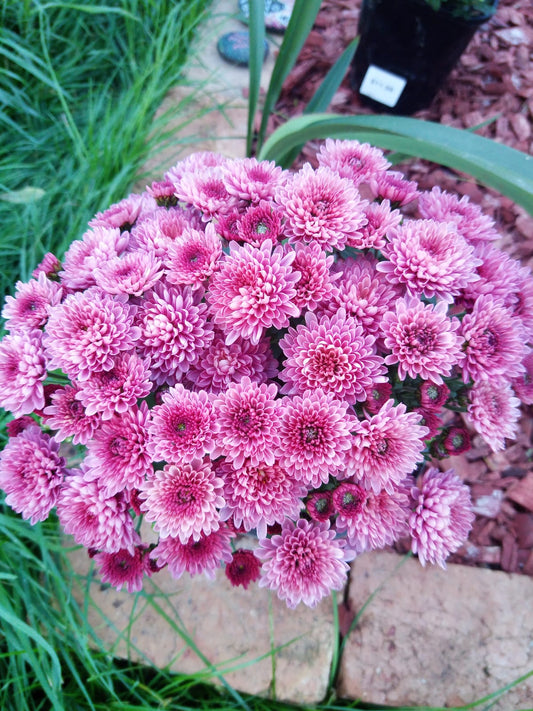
left=246, top=0, right=265, bottom=157
left=254, top=0, right=322, bottom=154
left=258, top=113, right=533, bottom=214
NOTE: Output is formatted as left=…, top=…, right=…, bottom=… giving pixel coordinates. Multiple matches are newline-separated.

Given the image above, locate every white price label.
left=359, top=64, right=407, bottom=108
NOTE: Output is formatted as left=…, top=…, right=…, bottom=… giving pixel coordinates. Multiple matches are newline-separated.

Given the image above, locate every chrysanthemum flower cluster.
left=1, top=140, right=531, bottom=608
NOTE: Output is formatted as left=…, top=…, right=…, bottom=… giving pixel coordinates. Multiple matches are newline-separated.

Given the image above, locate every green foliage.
left=422, top=0, right=499, bottom=19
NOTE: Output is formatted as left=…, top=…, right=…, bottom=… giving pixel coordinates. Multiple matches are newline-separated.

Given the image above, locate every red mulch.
left=271, top=0, right=533, bottom=576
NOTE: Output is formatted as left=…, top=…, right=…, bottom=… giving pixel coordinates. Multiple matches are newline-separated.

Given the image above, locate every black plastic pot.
left=350, top=0, right=497, bottom=115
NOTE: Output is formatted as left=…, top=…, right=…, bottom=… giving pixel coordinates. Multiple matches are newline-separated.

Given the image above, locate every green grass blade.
left=256, top=0, right=322, bottom=153
left=246, top=0, right=265, bottom=157
left=258, top=113, right=533, bottom=213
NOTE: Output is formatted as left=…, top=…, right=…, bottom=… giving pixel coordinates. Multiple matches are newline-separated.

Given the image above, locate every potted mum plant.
left=350, top=0, right=500, bottom=114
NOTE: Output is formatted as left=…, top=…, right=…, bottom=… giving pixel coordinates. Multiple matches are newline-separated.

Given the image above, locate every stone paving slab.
left=67, top=544, right=336, bottom=705
left=337, top=550, right=533, bottom=710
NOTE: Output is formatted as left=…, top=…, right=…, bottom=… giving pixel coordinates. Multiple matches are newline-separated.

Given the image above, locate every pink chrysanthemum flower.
left=6, top=415, right=35, bottom=438
left=32, top=252, right=61, bottom=279
left=223, top=157, right=286, bottom=203
left=409, top=467, right=474, bottom=568
left=276, top=389, right=356, bottom=488
left=352, top=199, right=402, bottom=250
left=76, top=352, right=152, bottom=420
left=146, top=178, right=178, bottom=207
left=217, top=459, right=305, bottom=539
left=442, top=426, right=471, bottom=455
left=57, top=471, right=140, bottom=553
left=381, top=297, right=463, bottom=384
left=84, top=403, right=152, bottom=497
left=225, top=549, right=261, bottom=589
left=460, top=242, right=522, bottom=310
left=207, top=240, right=300, bottom=346
left=419, top=381, right=450, bottom=410
left=89, top=192, right=150, bottom=231
left=140, top=458, right=224, bottom=543
left=362, top=381, right=393, bottom=415
left=459, top=294, right=527, bottom=383
left=148, top=384, right=215, bottom=463
left=0, top=329, right=46, bottom=417
left=347, top=399, right=428, bottom=493
left=334, top=480, right=411, bottom=553
left=510, top=267, right=533, bottom=341
left=187, top=329, right=277, bottom=394
left=257, top=518, right=350, bottom=608
left=466, top=378, right=521, bottom=452
left=60, top=226, right=129, bottom=290
left=236, top=201, right=284, bottom=247
left=135, top=282, right=213, bottom=386
left=0, top=426, right=66, bottom=524
left=368, top=169, right=420, bottom=206
left=376, top=219, right=480, bottom=303
left=166, top=223, right=222, bottom=288
left=211, top=377, right=281, bottom=468
left=513, top=352, right=533, bottom=405
left=291, top=243, right=337, bottom=312
left=279, top=309, right=386, bottom=404
left=216, top=211, right=241, bottom=242
left=130, top=205, right=202, bottom=257
left=151, top=527, right=234, bottom=580
left=165, top=150, right=228, bottom=185
left=43, top=385, right=101, bottom=445
left=306, top=490, right=334, bottom=522
left=94, top=250, right=163, bottom=296
left=94, top=546, right=151, bottom=593
left=316, top=138, right=390, bottom=186
left=418, top=186, right=499, bottom=243
left=174, top=166, right=239, bottom=220
left=2, top=272, right=63, bottom=332
left=44, top=288, right=140, bottom=382
left=275, top=164, right=366, bottom=251
left=414, top=408, right=441, bottom=440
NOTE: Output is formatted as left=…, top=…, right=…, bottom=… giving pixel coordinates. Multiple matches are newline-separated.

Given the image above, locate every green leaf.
left=258, top=113, right=533, bottom=213
left=246, top=0, right=265, bottom=157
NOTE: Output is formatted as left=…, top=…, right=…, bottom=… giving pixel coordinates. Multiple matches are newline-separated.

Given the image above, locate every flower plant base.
left=66, top=537, right=336, bottom=705
left=338, top=551, right=533, bottom=709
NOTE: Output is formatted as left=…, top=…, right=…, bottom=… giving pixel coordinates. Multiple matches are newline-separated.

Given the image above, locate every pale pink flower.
left=94, top=250, right=163, bottom=296
left=43, top=385, right=101, bottom=444
left=174, top=166, right=239, bottom=219
left=381, top=297, right=463, bottom=383
left=369, top=169, right=419, bottom=206
left=2, top=272, right=63, bottom=331
left=57, top=471, right=139, bottom=553
left=218, top=459, right=305, bottom=539
left=146, top=178, right=178, bottom=206
left=236, top=201, right=284, bottom=247
left=459, top=294, right=527, bottom=383
left=211, top=377, right=281, bottom=468
left=316, top=138, right=390, bottom=186
left=0, top=426, right=66, bottom=523
left=409, top=467, right=474, bottom=568
left=511, top=266, right=533, bottom=341
left=130, top=205, right=202, bottom=257
left=276, top=389, right=356, bottom=488
left=207, top=240, right=300, bottom=346
left=140, top=459, right=224, bottom=543
left=347, top=400, right=428, bottom=493
left=460, top=242, right=522, bottom=310
left=466, top=378, right=521, bottom=452
left=418, top=186, right=499, bottom=243
left=94, top=546, right=152, bottom=593
left=60, top=226, right=129, bottom=290
left=223, top=157, right=286, bottom=203
left=165, top=151, right=228, bottom=185
left=0, top=329, right=46, bottom=417
left=43, top=288, right=140, bottom=382
left=84, top=403, right=152, bottom=497
left=257, top=518, right=350, bottom=608
left=166, top=222, right=222, bottom=288
left=225, top=549, right=261, bottom=589
left=148, top=384, right=215, bottom=463
left=352, top=199, right=402, bottom=250
left=151, top=527, right=234, bottom=580
left=275, top=164, right=366, bottom=251
left=279, top=309, right=386, bottom=404
left=291, top=243, right=337, bottom=312
left=76, top=351, right=152, bottom=419
left=135, top=282, right=213, bottom=386
left=376, top=219, right=480, bottom=303
left=89, top=192, right=150, bottom=230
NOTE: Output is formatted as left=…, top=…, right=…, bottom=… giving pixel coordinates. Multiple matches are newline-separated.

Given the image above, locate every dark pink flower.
left=306, top=490, right=334, bottom=522
left=419, top=381, right=450, bottom=411
left=207, top=240, right=300, bottom=346
left=140, top=459, right=224, bottom=543
left=236, top=201, right=284, bottom=247
left=60, top=226, right=129, bottom=290
left=275, top=164, right=366, bottom=252
left=257, top=518, right=350, bottom=608
left=146, top=178, right=178, bottom=207
left=43, top=288, right=140, bottom=382
left=94, top=546, right=151, bottom=593
left=2, top=272, right=63, bottom=332
left=151, top=527, right=234, bottom=580
left=466, top=378, right=521, bottom=452
left=442, top=426, right=471, bottom=455
left=6, top=416, right=35, bottom=438
left=316, top=138, right=390, bottom=186
left=211, top=377, right=281, bottom=468
left=0, top=426, right=66, bottom=523
left=166, top=222, right=222, bottom=288
left=362, top=381, right=392, bottom=415
left=148, top=383, right=215, bottom=463
left=223, top=157, right=286, bottom=203
left=276, top=389, right=356, bottom=488
left=32, top=252, right=61, bottom=279
left=414, top=408, right=441, bottom=440
left=94, top=250, right=163, bottom=296
left=409, top=467, right=474, bottom=568
left=225, top=549, right=261, bottom=589
left=43, top=385, right=102, bottom=444
left=218, top=459, right=305, bottom=539
left=347, top=400, right=428, bottom=493
left=0, top=329, right=46, bottom=417
left=418, top=186, right=499, bottom=243
left=279, top=309, right=386, bottom=404
left=513, top=352, right=533, bottom=405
